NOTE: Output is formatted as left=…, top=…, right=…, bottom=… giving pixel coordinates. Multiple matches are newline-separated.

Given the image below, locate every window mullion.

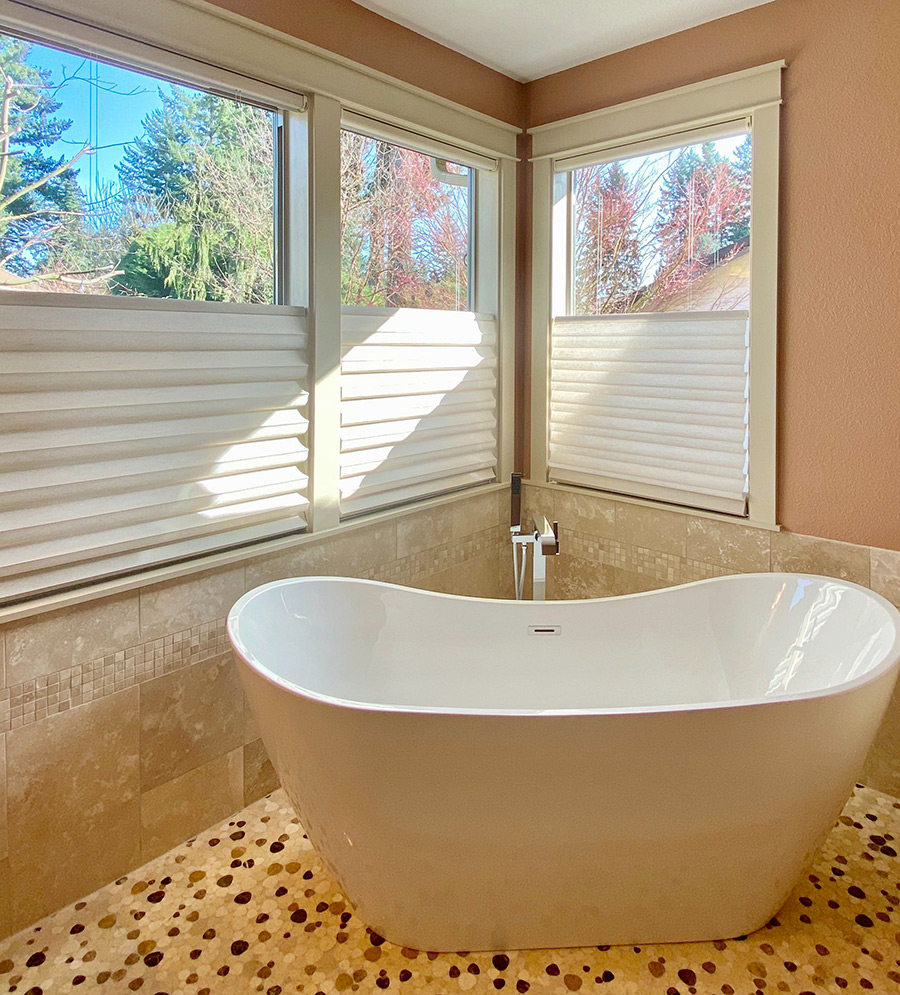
left=306, top=93, right=343, bottom=533
left=530, top=158, right=554, bottom=482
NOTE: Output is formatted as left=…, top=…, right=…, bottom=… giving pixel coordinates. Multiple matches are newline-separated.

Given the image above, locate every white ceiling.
left=349, top=0, right=774, bottom=82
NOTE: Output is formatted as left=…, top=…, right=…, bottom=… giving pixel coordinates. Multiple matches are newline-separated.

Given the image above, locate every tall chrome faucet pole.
left=530, top=514, right=559, bottom=600
left=509, top=474, right=559, bottom=601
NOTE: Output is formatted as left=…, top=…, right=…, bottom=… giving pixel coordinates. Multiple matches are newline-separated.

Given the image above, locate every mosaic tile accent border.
left=0, top=618, right=230, bottom=734
left=563, top=526, right=731, bottom=586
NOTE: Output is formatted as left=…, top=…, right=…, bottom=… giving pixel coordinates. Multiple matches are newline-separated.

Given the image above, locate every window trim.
left=528, top=62, right=784, bottom=528
left=0, top=0, right=518, bottom=160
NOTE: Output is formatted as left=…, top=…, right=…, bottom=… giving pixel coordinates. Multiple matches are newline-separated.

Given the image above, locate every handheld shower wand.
left=510, top=472, right=522, bottom=530
left=510, top=473, right=526, bottom=599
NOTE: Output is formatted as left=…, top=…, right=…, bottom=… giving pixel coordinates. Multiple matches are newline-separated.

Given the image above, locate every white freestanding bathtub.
left=228, top=573, right=900, bottom=951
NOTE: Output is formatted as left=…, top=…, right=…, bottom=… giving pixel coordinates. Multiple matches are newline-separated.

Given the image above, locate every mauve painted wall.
left=207, top=0, right=523, bottom=125
left=525, top=0, right=900, bottom=550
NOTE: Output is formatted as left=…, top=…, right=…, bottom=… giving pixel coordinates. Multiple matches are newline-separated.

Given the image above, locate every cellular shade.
left=0, top=298, right=309, bottom=603
left=548, top=311, right=749, bottom=516
left=340, top=307, right=497, bottom=516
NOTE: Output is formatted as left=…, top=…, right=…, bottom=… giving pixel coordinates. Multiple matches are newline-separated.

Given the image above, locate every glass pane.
left=0, top=32, right=276, bottom=302
left=340, top=131, right=471, bottom=310
left=571, top=134, right=751, bottom=315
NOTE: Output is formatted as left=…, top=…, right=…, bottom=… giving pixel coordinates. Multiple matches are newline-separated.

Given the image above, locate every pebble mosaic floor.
left=3, top=785, right=900, bottom=995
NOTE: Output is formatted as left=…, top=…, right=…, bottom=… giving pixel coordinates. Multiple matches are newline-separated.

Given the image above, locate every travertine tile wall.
left=0, top=486, right=506, bottom=938
left=513, top=481, right=900, bottom=798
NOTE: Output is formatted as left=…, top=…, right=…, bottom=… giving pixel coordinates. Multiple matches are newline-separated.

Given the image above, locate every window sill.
left=533, top=478, right=781, bottom=533
left=0, top=482, right=506, bottom=625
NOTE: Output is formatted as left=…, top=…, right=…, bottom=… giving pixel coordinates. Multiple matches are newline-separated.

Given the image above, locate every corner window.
left=0, top=31, right=278, bottom=301
left=0, top=0, right=517, bottom=608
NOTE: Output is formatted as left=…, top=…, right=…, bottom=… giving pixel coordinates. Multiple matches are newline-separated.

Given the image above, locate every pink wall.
left=526, top=0, right=900, bottom=550
left=208, top=0, right=523, bottom=125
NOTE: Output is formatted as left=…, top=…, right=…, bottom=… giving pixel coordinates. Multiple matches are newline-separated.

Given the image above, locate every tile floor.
left=2, top=785, right=900, bottom=995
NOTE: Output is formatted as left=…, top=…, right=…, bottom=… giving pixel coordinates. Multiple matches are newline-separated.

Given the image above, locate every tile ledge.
left=524, top=479, right=782, bottom=532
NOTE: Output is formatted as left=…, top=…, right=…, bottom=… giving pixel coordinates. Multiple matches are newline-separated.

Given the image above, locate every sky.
left=18, top=33, right=196, bottom=199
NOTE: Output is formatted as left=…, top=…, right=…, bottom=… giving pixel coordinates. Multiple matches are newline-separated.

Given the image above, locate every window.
left=340, top=131, right=472, bottom=310
left=0, top=31, right=310, bottom=604
left=530, top=63, right=782, bottom=525
left=551, top=126, right=752, bottom=515
left=570, top=130, right=751, bottom=316
left=0, top=32, right=278, bottom=301
left=338, top=122, right=499, bottom=517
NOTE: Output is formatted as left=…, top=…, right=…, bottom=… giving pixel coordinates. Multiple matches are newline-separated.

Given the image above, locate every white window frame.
left=528, top=61, right=784, bottom=528
left=0, top=0, right=517, bottom=615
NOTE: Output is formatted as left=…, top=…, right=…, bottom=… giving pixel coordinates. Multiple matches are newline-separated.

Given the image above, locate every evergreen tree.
left=722, top=134, right=752, bottom=244
left=644, top=141, right=746, bottom=307
left=114, top=87, right=275, bottom=303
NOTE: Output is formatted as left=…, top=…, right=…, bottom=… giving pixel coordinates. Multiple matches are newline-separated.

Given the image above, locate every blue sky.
left=19, top=34, right=198, bottom=199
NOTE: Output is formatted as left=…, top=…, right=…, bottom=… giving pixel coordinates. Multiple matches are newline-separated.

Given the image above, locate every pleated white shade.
left=340, top=308, right=498, bottom=516
left=549, top=311, right=749, bottom=515
left=0, top=300, right=309, bottom=602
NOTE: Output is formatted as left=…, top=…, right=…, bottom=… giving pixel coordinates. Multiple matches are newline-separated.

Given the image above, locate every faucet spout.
left=532, top=515, right=559, bottom=556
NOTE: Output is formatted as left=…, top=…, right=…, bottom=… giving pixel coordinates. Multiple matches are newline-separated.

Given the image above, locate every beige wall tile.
left=871, top=547, right=900, bottom=609
left=453, top=556, right=500, bottom=599
left=396, top=504, right=453, bottom=559
left=7, top=688, right=141, bottom=932
left=512, top=547, right=534, bottom=601
left=771, top=530, right=870, bottom=585
left=554, top=488, right=616, bottom=539
left=141, top=749, right=243, bottom=862
left=140, top=653, right=243, bottom=791
left=0, top=859, right=10, bottom=940
left=0, top=633, right=5, bottom=691
left=243, top=689, right=260, bottom=745
left=139, top=565, right=245, bottom=641
left=5, top=592, right=139, bottom=685
left=451, top=487, right=503, bottom=538
left=686, top=517, right=771, bottom=573
left=243, top=738, right=279, bottom=805
left=520, top=483, right=555, bottom=533
left=244, top=536, right=329, bottom=589
left=615, top=502, right=687, bottom=557
left=0, top=737, right=6, bottom=862
left=496, top=547, right=516, bottom=600
left=412, top=566, right=457, bottom=595
left=548, top=554, right=610, bottom=600
left=245, top=521, right=397, bottom=589
left=607, top=568, right=671, bottom=596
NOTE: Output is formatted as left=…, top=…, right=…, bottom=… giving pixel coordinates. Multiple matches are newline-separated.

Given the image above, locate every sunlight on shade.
left=339, top=308, right=498, bottom=512
left=198, top=397, right=309, bottom=520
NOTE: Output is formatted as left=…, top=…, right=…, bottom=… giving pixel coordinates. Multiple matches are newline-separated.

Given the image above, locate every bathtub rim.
left=227, top=572, right=900, bottom=719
